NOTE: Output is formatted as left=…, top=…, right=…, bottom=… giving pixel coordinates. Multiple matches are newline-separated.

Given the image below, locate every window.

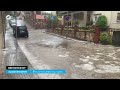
left=95, top=16, right=97, bottom=21
left=117, top=13, right=120, bottom=22
left=94, top=13, right=101, bottom=22
left=18, top=26, right=27, bottom=30
left=36, top=11, right=41, bottom=15
left=73, top=12, right=84, bottom=20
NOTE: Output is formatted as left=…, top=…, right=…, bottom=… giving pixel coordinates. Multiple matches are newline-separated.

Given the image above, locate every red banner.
left=36, top=15, right=44, bottom=19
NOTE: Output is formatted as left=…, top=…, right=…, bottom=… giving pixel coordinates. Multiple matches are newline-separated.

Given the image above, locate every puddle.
left=74, top=63, right=95, bottom=71
left=71, top=74, right=81, bottom=79
left=86, top=56, right=90, bottom=59
left=90, top=55, right=100, bottom=61
left=112, top=57, right=117, bottom=60
left=58, top=52, right=70, bottom=58
left=96, top=53, right=103, bottom=55
left=94, top=65, right=120, bottom=73
left=58, top=41, right=69, bottom=48
left=79, top=58, right=89, bottom=62
left=92, top=58, right=99, bottom=61
left=117, top=49, right=120, bottom=52
left=88, top=62, right=93, bottom=64
left=80, top=64, right=95, bottom=71
left=36, top=40, right=70, bottom=49
left=96, top=50, right=100, bottom=52
left=58, top=54, right=68, bottom=57
left=107, top=52, right=118, bottom=60
left=73, top=63, right=81, bottom=68
left=105, top=61, right=110, bottom=64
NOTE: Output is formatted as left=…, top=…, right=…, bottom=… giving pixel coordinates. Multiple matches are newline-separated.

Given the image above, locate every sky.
left=44, top=11, right=52, bottom=13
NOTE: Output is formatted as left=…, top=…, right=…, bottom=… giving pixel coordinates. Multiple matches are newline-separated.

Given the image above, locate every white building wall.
left=90, top=11, right=111, bottom=26
left=90, top=11, right=120, bottom=28
left=51, top=11, right=56, bottom=15
left=110, top=11, right=120, bottom=28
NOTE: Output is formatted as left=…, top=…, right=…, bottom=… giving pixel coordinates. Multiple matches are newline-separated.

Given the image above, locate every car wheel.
left=14, top=34, right=16, bottom=38
left=13, top=30, right=14, bottom=34
left=26, top=33, right=29, bottom=38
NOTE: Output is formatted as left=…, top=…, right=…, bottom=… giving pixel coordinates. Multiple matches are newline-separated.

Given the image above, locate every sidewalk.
left=0, top=32, right=3, bottom=79
left=2, top=23, right=39, bottom=79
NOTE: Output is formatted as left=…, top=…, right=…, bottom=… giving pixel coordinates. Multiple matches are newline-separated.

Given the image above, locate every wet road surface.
left=16, top=22, right=120, bottom=79
left=2, top=24, right=39, bottom=79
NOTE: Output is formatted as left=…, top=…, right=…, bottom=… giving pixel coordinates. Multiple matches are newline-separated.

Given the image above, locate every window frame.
left=116, top=13, right=120, bottom=22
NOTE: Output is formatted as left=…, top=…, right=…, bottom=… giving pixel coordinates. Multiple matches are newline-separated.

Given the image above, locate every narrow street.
left=15, top=21, right=120, bottom=79
left=2, top=18, right=120, bottom=79
left=1, top=11, right=120, bottom=79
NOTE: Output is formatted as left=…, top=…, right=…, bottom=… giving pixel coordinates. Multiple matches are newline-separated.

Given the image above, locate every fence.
left=47, top=26, right=96, bottom=42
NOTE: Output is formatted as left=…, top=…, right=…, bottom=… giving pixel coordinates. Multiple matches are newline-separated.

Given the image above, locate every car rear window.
left=18, top=26, right=27, bottom=30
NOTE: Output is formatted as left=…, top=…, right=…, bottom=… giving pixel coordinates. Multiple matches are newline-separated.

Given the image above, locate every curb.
left=44, top=31, right=92, bottom=44
left=17, top=42, right=40, bottom=79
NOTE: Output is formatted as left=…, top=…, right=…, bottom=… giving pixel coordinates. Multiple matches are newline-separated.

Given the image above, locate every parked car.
left=13, top=21, right=29, bottom=38
left=9, top=18, right=16, bottom=28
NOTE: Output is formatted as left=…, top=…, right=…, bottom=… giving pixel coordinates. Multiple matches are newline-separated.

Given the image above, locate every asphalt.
left=2, top=20, right=120, bottom=79
left=16, top=21, right=120, bottom=79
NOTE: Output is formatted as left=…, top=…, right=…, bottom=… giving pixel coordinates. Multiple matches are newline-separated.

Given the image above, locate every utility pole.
left=14, top=11, right=18, bottom=61
left=1, top=11, right=5, bottom=49
left=41, top=11, right=43, bottom=31
left=66, top=11, right=68, bottom=38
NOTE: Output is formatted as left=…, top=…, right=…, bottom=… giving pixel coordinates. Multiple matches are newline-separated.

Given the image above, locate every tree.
left=47, top=15, right=59, bottom=28
left=96, top=15, right=107, bottom=31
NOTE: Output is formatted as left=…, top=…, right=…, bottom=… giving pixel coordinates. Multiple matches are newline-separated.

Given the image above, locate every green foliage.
left=80, top=27, right=89, bottom=30
left=47, top=15, right=59, bottom=28
left=86, top=19, right=93, bottom=26
left=96, top=15, right=107, bottom=30
left=73, top=20, right=80, bottom=26
left=100, top=32, right=112, bottom=45
left=109, top=38, right=112, bottom=45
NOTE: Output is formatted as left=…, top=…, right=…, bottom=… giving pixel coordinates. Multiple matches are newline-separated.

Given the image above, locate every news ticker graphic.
left=6, top=66, right=28, bottom=70
left=6, top=70, right=66, bottom=74
left=6, top=66, right=66, bottom=74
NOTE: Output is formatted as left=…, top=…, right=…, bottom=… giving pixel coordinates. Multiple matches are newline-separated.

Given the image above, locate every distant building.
left=58, top=11, right=90, bottom=27
left=58, top=11, right=120, bottom=29
left=91, top=11, right=120, bottom=28
left=51, top=11, right=56, bottom=16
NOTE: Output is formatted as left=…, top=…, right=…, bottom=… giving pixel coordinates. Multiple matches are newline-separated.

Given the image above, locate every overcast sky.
left=44, top=11, right=52, bottom=13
